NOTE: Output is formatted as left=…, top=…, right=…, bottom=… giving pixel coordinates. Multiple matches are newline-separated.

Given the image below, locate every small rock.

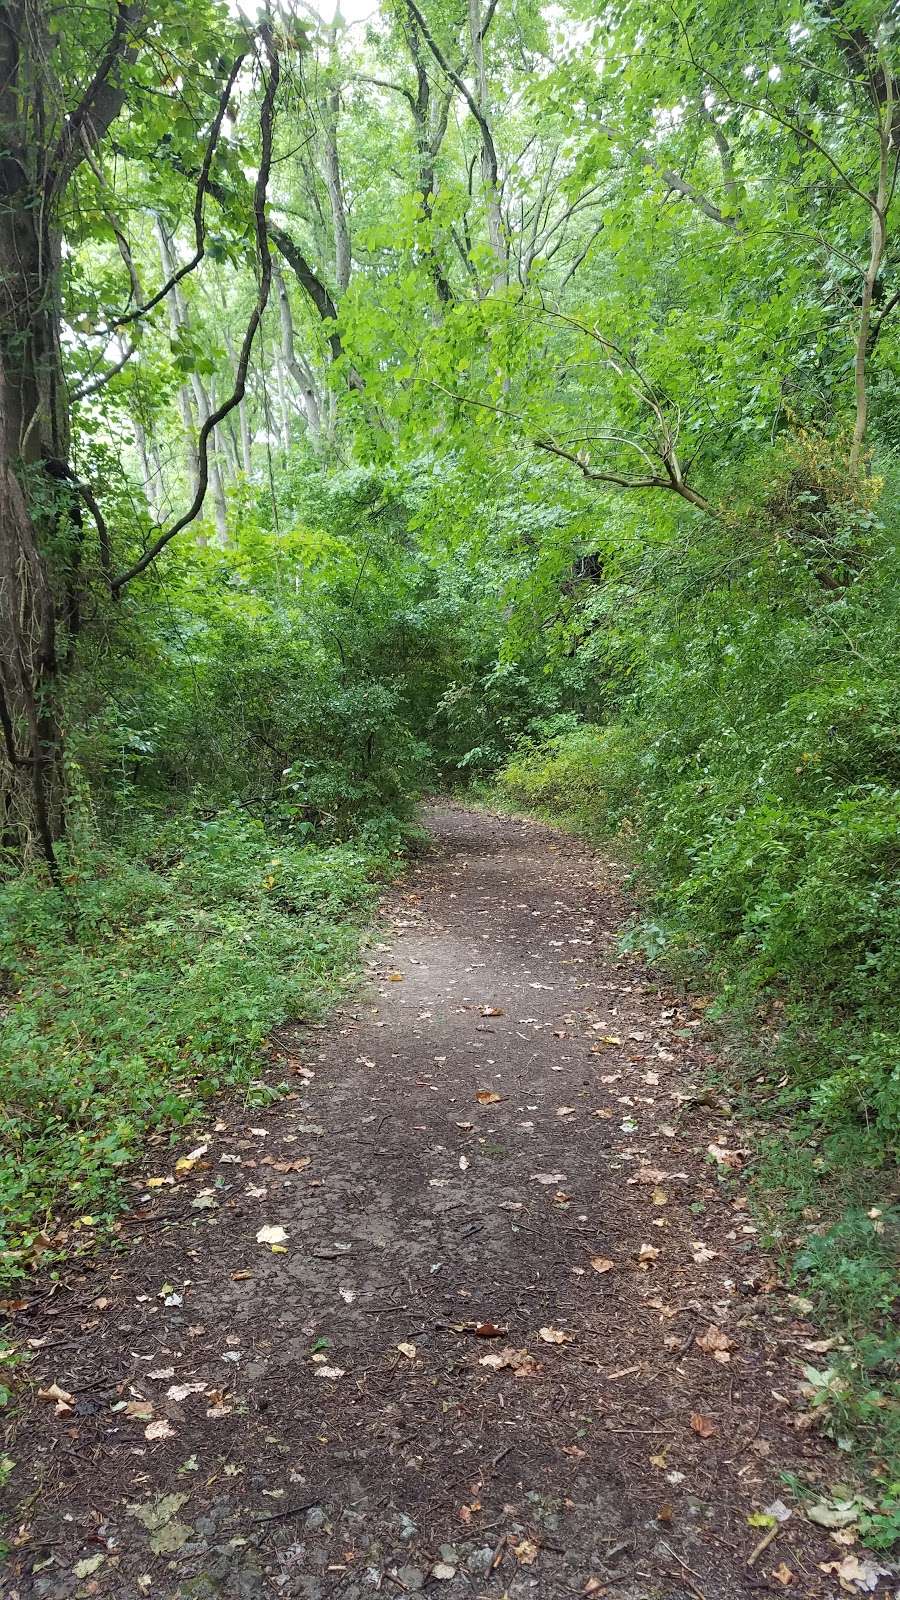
left=306, top=1506, right=327, bottom=1531
left=397, top=1513, right=417, bottom=1543
left=467, top=1548, right=495, bottom=1575
left=397, top=1565, right=425, bottom=1591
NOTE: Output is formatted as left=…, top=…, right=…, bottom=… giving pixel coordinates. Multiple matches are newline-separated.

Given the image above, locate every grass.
left=0, top=808, right=401, bottom=1288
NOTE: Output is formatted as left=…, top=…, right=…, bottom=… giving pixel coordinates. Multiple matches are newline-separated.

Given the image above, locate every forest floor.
left=1, top=804, right=881, bottom=1600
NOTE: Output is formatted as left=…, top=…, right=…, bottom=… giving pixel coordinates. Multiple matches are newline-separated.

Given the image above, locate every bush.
left=0, top=811, right=394, bottom=1284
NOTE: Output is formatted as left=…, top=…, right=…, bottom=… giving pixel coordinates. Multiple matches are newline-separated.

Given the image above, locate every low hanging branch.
left=110, top=26, right=280, bottom=593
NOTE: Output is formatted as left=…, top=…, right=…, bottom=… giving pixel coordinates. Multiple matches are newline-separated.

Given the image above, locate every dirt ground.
left=1, top=804, right=870, bottom=1599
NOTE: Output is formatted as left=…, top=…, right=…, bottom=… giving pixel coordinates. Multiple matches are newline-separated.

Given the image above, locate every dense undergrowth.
left=488, top=450, right=900, bottom=1531
left=0, top=817, right=392, bottom=1281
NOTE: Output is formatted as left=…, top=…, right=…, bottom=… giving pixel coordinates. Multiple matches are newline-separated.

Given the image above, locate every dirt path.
left=3, top=805, right=849, bottom=1599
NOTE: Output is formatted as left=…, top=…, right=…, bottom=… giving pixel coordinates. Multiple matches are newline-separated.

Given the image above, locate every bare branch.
left=534, top=436, right=712, bottom=510
left=70, top=343, right=135, bottom=403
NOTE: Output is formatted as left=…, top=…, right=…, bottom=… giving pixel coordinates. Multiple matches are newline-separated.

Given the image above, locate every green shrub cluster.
left=497, top=463, right=900, bottom=1149
left=0, top=811, right=394, bottom=1282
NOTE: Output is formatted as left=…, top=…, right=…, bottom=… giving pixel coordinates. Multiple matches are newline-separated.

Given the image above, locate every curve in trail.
left=4, top=804, right=841, bottom=1599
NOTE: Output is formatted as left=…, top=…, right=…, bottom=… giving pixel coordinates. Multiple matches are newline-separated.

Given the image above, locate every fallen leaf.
left=479, top=1346, right=539, bottom=1376
left=479, top=1006, right=504, bottom=1017
left=590, top=1256, right=615, bottom=1274
left=145, top=1418, right=174, bottom=1441
left=255, top=1224, right=288, bottom=1246
left=531, top=1172, right=566, bottom=1185
left=396, top=1342, right=417, bottom=1359
left=459, top=1155, right=469, bottom=1171
left=513, top=1538, right=540, bottom=1565
left=689, top=1412, right=717, bottom=1438
left=314, top=1365, right=345, bottom=1381
left=37, top=1382, right=74, bottom=1409
left=806, top=1501, right=860, bottom=1531
left=818, top=1555, right=891, bottom=1592
left=166, top=1381, right=207, bottom=1402
left=73, top=1555, right=105, bottom=1578
left=556, top=1106, right=576, bottom=1117
left=696, top=1324, right=735, bottom=1363
left=475, top=1091, right=502, bottom=1104
left=125, top=1399, right=154, bottom=1421
left=638, top=1243, right=660, bottom=1265
left=175, top=1144, right=207, bottom=1173
left=689, top=1241, right=717, bottom=1265
left=708, top=1143, right=746, bottom=1170
left=473, top=1321, right=506, bottom=1338
left=539, top=1326, right=573, bottom=1344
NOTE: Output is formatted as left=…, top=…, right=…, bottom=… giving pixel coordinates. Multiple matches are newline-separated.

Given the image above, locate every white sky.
left=231, top=0, right=380, bottom=23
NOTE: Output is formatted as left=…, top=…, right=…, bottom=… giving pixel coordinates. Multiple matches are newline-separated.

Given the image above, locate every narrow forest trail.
left=5, top=805, right=851, bottom=1600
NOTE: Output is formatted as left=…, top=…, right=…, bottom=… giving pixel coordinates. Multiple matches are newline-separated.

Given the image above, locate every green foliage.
left=0, top=811, right=393, bottom=1284
left=496, top=456, right=900, bottom=1144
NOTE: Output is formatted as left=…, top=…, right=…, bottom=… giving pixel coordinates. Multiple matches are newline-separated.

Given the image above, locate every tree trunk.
left=0, top=5, right=69, bottom=870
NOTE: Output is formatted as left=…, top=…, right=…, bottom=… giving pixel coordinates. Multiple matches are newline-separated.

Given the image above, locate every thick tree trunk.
left=0, top=7, right=68, bottom=869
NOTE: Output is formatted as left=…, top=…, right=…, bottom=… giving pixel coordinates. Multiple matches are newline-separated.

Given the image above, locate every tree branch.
left=47, top=1, right=145, bottom=196
left=70, top=343, right=135, bottom=403
left=101, top=42, right=251, bottom=332
left=533, top=436, right=712, bottom=510
left=111, top=26, right=280, bottom=592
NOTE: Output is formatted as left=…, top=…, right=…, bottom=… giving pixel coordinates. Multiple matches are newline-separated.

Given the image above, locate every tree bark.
left=0, top=2, right=71, bottom=869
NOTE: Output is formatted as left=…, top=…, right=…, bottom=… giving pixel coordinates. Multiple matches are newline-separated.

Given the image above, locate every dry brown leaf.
left=771, top=1563, right=794, bottom=1586
left=125, top=1399, right=154, bottom=1421
left=708, top=1143, right=746, bottom=1169
left=479, top=1346, right=540, bottom=1376
left=145, top=1418, right=174, bottom=1441
left=396, top=1341, right=417, bottom=1359
left=37, top=1382, right=74, bottom=1406
left=475, top=1091, right=502, bottom=1105
left=689, top=1412, right=717, bottom=1439
left=690, top=1241, right=717, bottom=1265
left=696, top=1324, right=735, bottom=1363
left=479, top=1005, right=504, bottom=1017
left=638, top=1243, right=660, bottom=1265
left=538, top=1326, right=573, bottom=1345
left=513, top=1538, right=539, bottom=1565
left=589, top=1256, right=615, bottom=1274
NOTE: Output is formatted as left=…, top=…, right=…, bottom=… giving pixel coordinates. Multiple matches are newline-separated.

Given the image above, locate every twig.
left=746, top=1524, right=778, bottom=1567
